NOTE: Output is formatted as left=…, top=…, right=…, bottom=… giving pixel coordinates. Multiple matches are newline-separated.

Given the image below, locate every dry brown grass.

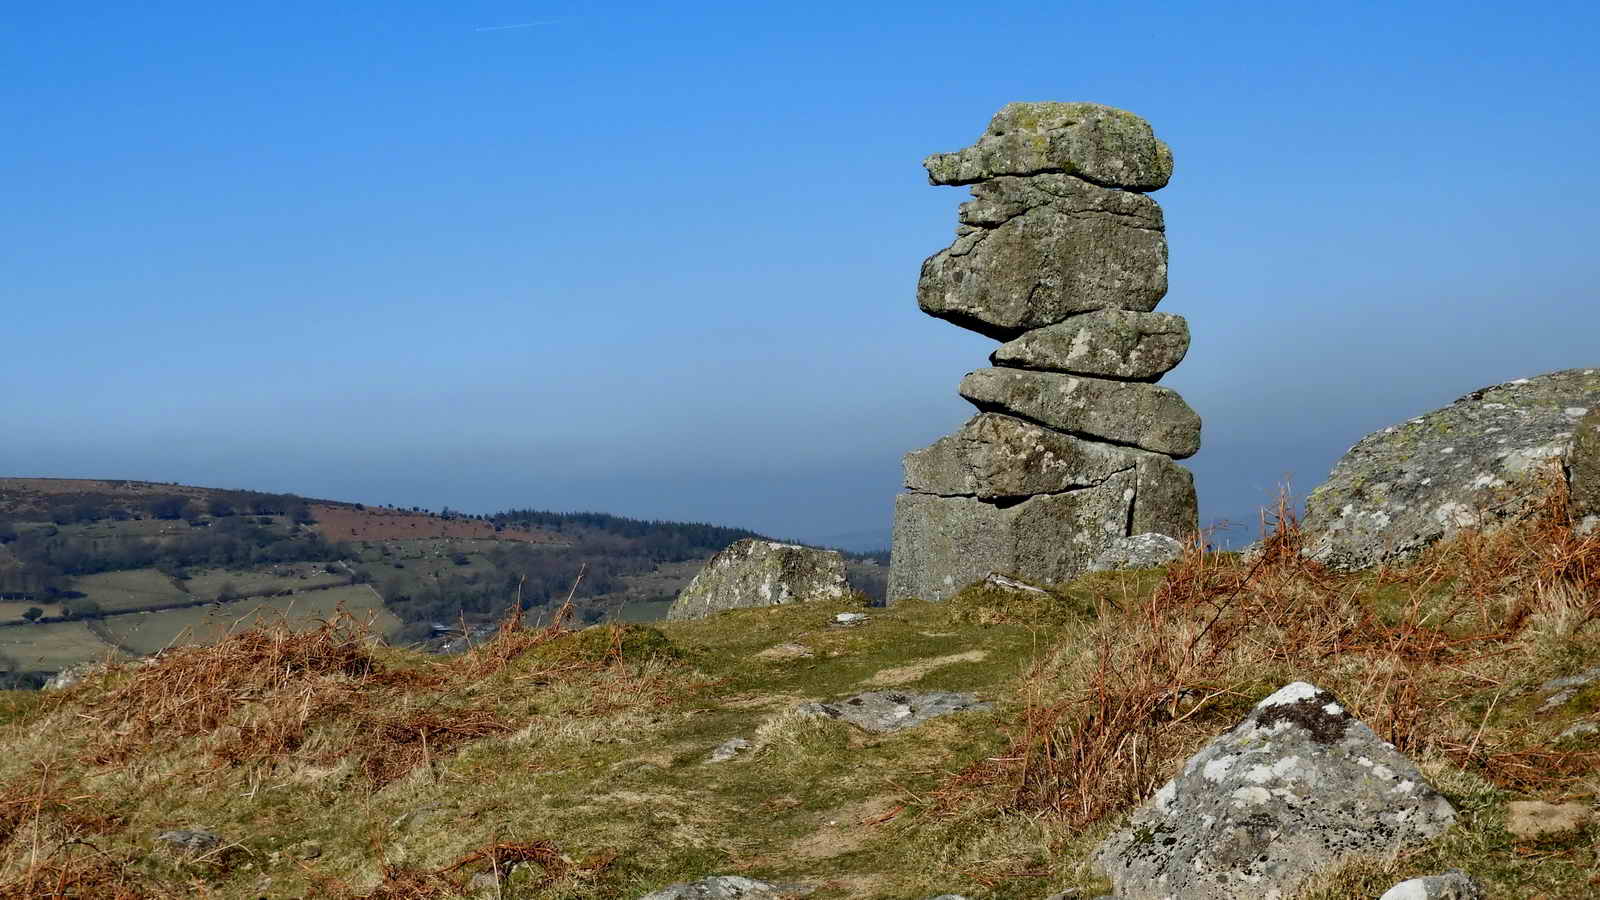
left=0, top=585, right=681, bottom=896
left=309, top=838, right=610, bottom=899
left=937, top=471, right=1600, bottom=829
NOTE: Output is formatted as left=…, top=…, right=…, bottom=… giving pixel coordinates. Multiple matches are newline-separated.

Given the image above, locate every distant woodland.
left=0, top=481, right=887, bottom=650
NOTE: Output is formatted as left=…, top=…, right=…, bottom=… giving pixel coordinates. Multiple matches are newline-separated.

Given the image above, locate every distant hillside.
left=0, top=478, right=886, bottom=680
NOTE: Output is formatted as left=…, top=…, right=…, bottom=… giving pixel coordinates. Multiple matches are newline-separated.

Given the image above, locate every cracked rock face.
left=924, top=101, right=1174, bottom=190
left=890, top=472, right=1138, bottom=604
left=959, top=368, right=1202, bottom=459
left=904, top=413, right=1149, bottom=499
left=891, top=102, right=1198, bottom=602
left=917, top=174, right=1167, bottom=339
left=1094, top=682, right=1456, bottom=900
left=668, top=540, right=847, bottom=621
left=1303, top=368, right=1600, bottom=570
left=991, top=309, right=1189, bottom=380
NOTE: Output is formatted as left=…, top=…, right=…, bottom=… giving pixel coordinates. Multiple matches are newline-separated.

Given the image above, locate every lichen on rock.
left=667, top=540, right=848, bottom=621
left=1094, top=682, right=1456, bottom=900
left=1303, top=368, right=1600, bottom=569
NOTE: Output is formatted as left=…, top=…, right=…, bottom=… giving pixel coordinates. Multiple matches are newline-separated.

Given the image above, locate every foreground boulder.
left=1303, top=368, right=1600, bottom=569
left=1378, top=871, right=1483, bottom=900
left=1095, top=682, right=1455, bottom=900
left=666, top=540, right=848, bottom=621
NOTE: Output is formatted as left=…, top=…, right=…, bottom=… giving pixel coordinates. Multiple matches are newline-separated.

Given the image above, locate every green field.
left=0, top=621, right=119, bottom=670
left=97, top=584, right=400, bottom=655
left=183, top=565, right=346, bottom=600
left=0, top=602, right=63, bottom=622
left=74, top=569, right=189, bottom=611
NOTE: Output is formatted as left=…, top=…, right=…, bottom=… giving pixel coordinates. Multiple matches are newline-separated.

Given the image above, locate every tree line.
left=0, top=517, right=343, bottom=600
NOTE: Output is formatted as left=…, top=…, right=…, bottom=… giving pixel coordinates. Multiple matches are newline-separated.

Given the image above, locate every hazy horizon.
left=6, top=2, right=1597, bottom=551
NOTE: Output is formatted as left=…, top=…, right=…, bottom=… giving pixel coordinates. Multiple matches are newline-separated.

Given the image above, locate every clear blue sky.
left=5, top=2, right=1597, bottom=548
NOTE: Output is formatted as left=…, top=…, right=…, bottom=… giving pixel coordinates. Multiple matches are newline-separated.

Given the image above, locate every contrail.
left=474, top=20, right=559, bottom=32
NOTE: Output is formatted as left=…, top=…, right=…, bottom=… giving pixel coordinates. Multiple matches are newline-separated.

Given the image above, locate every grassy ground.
left=183, top=566, right=347, bottom=601
left=74, top=570, right=189, bottom=612
left=0, top=491, right=1595, bottom=899
left=0, top=620, right=121, bottom=671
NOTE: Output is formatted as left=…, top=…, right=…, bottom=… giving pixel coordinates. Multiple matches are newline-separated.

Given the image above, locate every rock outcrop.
left=1094, top=682, right=1456, bottom=900
left=1303, top=369, right=1600, bottom=569
left=891, top=102, right=1199, bottom=603
left=1569, top=407, right=1600, bottom=533
left=667, top=540, right=848, bottom=621
left=638, top=876, right=811, bottom=899
left=796, top=690, right=988, bottom=733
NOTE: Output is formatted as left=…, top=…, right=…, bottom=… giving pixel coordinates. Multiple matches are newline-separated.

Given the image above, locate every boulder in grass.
left=1303, top=368, right=1600, bottom=570
left=1094, top=682, right=1456, bottom=900
left=1377, top=870, right=1483, bottom=900
left=667, top=540, right=848, bottom=621
left=796, top=690, right=989, bottom=734
left=637, top=876, right=812, bottom=899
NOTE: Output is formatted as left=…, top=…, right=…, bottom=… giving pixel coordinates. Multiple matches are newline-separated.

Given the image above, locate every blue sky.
left=4, top=2, right=1597, bottom=548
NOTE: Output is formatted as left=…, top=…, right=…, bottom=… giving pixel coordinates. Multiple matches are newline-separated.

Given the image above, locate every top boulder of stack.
left=924, top=102, right=1173, bottom=191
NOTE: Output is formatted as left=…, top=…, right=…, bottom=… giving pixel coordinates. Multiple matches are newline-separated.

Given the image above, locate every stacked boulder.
left=890, top=102, right=1201, bottom=603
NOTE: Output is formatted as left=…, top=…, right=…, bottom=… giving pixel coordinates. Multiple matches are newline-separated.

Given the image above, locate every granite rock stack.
left=890, top=102, right=1200, bottom=603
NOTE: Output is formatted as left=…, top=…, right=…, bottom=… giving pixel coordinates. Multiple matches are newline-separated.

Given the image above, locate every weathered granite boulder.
left=924, top=101, right=1173, bottom=191
left=1378, top=871, right=1483, bottom=900
left=796, top=690, right=988, bottom=733
left=1095, top=682, right=1456, bottom=900
left=893, top=439, right=1194, bottom=602
left=904, top=412, right=1147, bottom=499
left=991, top=309, right=1189, bottom=380
left=917, top=174, right=1167, bottom=339
left=1569, top=407, right=1600, bottom=532
left=638, top=876, right=811, bottom=899
left=891, top=473, right=1134, bottom=604
left=1087, top=532, right=1185, bottom=572
left=667, top=540, right=848, bottom=621
left=1303, top=368, right=1600, bottom=569
left=959, top=368, right=1202, bottom=458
